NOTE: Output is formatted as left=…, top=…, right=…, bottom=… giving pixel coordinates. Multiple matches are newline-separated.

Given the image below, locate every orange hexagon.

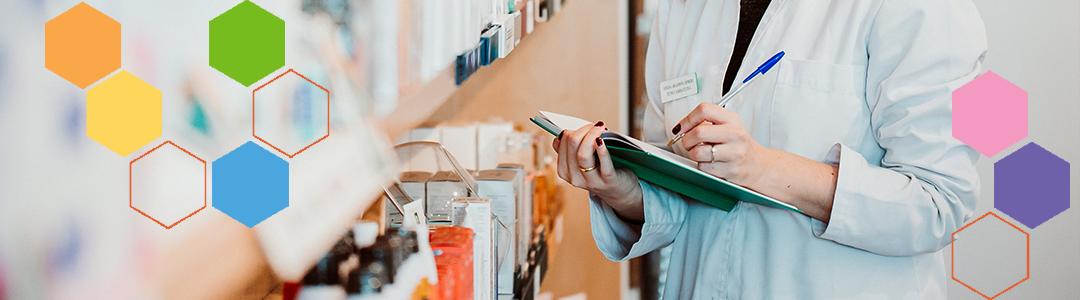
left=952, top=212, right=1030, bottom=300
left=45, top=2, right=121, bottom=89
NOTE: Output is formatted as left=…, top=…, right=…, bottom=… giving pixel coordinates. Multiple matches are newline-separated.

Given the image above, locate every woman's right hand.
left=551, top=121, right=645, bottom=221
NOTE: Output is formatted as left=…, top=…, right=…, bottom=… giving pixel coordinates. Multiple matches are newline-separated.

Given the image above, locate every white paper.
left=536, top=111, right=798, bottom=212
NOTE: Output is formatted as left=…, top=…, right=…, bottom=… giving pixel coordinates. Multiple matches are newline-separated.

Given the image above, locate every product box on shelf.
left=426, top=171, right=471, bottom=222
left=477, top=123, right=515, bottom=170
left=480, top=26, right=499, bottom=66
left=440, top=125, right=479, bottom=170
left=387, top=171, right=432, bottom=227
left=475, top=169, right=520, bottom=295
left=497, top=163, right=532, bottom=274
left=431, top=226, right=476, bottom=300
left=495, top=13, right=516, bottom=58
left=452, top=198, right=498, bottom=300
left=523, top=0, right=535, bottom=36
left=512, top=11, right=523, bottom=46
left=532, top=173, right=550, bottom=232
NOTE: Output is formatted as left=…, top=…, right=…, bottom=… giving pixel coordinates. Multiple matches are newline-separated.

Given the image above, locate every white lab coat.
left=590, top=0, right=987, bottom=299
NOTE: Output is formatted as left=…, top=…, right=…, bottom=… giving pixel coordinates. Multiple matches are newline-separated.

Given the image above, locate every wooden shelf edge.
left=376, top=18, right=557, bottom=141
left=378, top=65, right=458, bottom=140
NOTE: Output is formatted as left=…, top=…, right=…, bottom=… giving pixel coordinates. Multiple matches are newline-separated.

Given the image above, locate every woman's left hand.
left=673, top=103, right=774, bottom=188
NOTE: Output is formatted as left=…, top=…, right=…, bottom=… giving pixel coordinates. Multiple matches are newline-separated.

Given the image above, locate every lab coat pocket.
left=769, top=59, right=867, bottom=162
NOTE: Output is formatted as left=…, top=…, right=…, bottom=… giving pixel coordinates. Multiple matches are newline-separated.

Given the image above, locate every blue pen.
left=668, top=51, right=785, bottom=146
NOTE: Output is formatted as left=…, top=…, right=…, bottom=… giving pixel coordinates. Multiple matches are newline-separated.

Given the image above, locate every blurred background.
left=0, top=0, right=1077, bottom=299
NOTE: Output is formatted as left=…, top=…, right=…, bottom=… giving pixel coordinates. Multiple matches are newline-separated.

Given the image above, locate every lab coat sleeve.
left=589, top=179, right=687, bottom=261
left=589, top=10, right=687, bottom=261
left=812, top=0, right=987, bottom=256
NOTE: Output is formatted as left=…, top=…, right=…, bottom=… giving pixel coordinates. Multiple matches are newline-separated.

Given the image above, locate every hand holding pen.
left=668, top=51, right=785, bottom=147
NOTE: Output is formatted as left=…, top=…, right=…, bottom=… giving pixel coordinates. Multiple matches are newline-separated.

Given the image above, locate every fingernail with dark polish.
left=596, top=137, right=603, bottom=147
left=672, top=123, right=682, bottom=134
left=595, top=121, right=605, bottom=127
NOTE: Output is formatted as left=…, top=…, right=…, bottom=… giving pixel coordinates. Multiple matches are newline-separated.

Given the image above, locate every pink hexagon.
left=952, top=71, right=1027, bottom=157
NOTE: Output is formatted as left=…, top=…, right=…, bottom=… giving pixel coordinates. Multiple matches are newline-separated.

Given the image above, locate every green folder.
left=531, top=111, right=801, bottom=213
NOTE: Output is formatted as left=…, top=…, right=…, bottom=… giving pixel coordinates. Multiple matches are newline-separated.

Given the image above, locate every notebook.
left=530, top=111, right=801, bottom=213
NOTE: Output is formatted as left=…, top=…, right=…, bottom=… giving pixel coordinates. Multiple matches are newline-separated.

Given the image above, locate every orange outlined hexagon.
left=251, top=69, right=329, bottom=158
left=129, top=141, right=207, bottom=229
left=45, top=2, right=121, bottom=89
left=952, top=212, right=1030, bottom=300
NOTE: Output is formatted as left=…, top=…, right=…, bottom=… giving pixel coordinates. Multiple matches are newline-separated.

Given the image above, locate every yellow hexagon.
left=87, top=71, right=162, bottom=156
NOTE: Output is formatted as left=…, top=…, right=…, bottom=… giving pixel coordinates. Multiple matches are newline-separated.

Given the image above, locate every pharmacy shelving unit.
left=152, top=5, right=572, bottom=300
left=328, top=0, right=628, bottom=298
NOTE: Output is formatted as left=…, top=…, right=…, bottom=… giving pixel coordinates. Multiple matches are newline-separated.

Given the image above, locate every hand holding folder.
left=532, top=111, right=801, bottom=213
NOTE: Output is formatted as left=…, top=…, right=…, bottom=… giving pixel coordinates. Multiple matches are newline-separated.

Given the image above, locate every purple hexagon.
left=953, top=71, right=1028, bottom=157
left=995, top=142, right=1070, bottom=229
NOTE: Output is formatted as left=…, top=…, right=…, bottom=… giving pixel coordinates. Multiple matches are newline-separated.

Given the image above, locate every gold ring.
left=579, top=165, right=597, bottom=172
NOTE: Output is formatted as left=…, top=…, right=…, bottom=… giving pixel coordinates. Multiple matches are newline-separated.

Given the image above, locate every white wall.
left=947, top=1, right=1080, bottom=299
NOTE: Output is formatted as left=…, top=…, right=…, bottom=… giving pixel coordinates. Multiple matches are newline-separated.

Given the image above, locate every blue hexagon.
left=213, top=141, right=289, bottom=227
left=995, top=142, right=1070, bottom=229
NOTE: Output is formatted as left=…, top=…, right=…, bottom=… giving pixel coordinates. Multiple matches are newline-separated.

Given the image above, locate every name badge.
left=660, top=73, right=699, bottom=103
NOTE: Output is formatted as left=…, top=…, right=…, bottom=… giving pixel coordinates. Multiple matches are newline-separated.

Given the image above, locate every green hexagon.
left=210, top=1, right=285, bottom=87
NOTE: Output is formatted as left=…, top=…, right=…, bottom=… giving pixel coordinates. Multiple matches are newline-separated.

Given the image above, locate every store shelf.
left=378, top=65, right=458, bottom=140
left=376, top=19, right=558, bottom=141
left=159, top=4, right=580, bottom=300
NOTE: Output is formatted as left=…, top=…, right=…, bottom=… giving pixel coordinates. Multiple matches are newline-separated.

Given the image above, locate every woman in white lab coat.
left=553, top=0, right=986, bottom=298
